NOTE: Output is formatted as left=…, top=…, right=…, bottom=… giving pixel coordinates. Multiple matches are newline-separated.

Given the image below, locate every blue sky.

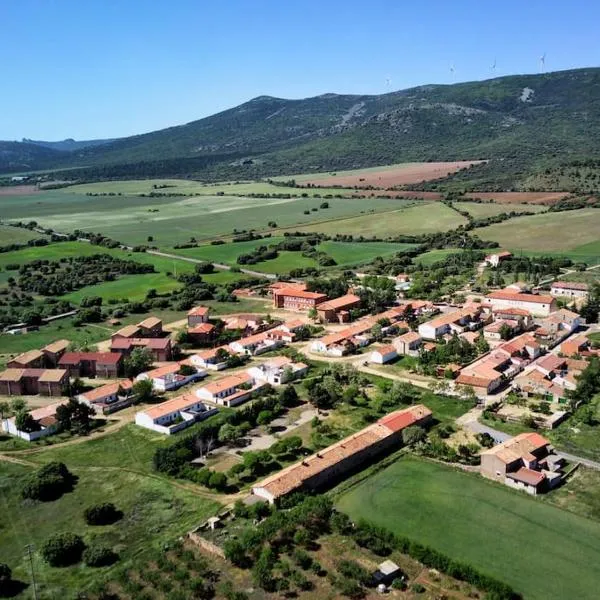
left=2, top=0, right=599, bottom=140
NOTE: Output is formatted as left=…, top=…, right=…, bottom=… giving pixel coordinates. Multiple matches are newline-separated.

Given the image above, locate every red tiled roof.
left=552, top=281, right=589, bottom=291
left=59, top=352, right=122, bottom=365
left=507, top=467, right=545, bottom=487
left=189, top=323, right=215, bottom=334
left=188, top=306, right=209, bottom=316
left=274, top=287, right=328, bottom=300
left=317, top=294, right=361, bottom=312
left=486, top=290, right=554, bottom=304
left=80, top=380, right=132, bottom=402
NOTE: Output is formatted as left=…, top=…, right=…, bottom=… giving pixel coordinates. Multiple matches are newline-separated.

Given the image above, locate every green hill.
left=3, top=67, right=600, bottom=181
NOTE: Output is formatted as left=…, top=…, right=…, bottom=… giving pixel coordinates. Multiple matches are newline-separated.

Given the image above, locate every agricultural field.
left=472, top=209, right=600, bottom=256
left=335, top=456, right=600, bottom=600
left=279, top=161, right=483, bottom=188
left=453, top=201, right=547, bottom=218
left=62, top=178, right=356, bottom=198
left=0, top=224, right=47, bottom=245
left=317, top=241, right=416, bottom=266
left=5, top=191, right=416, bottom=247
left=465, top=191, right=568, bottom=204
left=170, top=237, right=287, bottom=263
left=414, top=248, right=462, bottom=265
left=296, top=202, right=467, bottom=237
left=0, top=446, right=221, bottom=597
left=247, top=251, right=318, bottom=274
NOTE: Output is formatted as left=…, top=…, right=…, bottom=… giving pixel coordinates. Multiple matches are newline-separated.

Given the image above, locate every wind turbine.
left=385, top=76, right=392, bottom=90
left=450, top=63, right=456, bottom=81
left=491, top=58, right=497, bottom=74
left=539, top=52, right=546, bottom=72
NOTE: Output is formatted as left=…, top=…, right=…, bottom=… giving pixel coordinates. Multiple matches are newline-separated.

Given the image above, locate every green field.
left=336, top=456, right=600, bottom=600
left=6, top=190, right=416, bottom=247
left=63, top=179, right=355, bottom=198
left=473, top=209, right=600, bottom=257
left=295, top=202, right=467, bottom=237
left=0, top=438, right=221, bottom=597
left=171, top=237, right=287, bottom=263
left=414, top=248, right=462, bottom=265
left=317, top=241, right=416, bottom=265
left=249, top=251, right=318, bottom=274
left=0, top=224, right=47, bottom=245
left=453, top=201, right=547, bottom=218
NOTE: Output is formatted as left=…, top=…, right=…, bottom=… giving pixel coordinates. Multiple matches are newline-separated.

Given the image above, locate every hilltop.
left=2, top=67, right=600, bottom=182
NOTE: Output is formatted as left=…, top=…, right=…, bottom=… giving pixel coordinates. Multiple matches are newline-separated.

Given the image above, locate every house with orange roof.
left=370, top=344, right=398, bottom=365
left=1, top=399, right=69, bottom=441
left=393, top=331, right=422, bottom=356
left=247, top=356, right=309, bottom=385
left=229, top=331, right=284, bottom=356
left=418, top=306, right=486, bottom=340
left=550, top=281, right=589, bottom=300
left=188, top=322, right=216, bottom=344
left=134, top=393, right=218, bottom=435
left=560, top=334, right=590, bottom=357
left=195, top=372, right=265, bottom=407
left=480, top=432, right=563, bottom=494
left=483, top=288, right=557, bottom=317
left=7, top=349, right=45, bottom=369
left=77, top=380, right=134, bottom=414
left=252, top=405, right=432, bottom=504
left=316, top=293, right=361, bottom=323
left=187, top=305, right=210, bottom=327
left=187, top=347, right=231, bottom=371
left=135, top=360, right=206, bottom=392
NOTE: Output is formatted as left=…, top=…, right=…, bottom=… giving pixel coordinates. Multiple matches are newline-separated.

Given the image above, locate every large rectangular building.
left=272, top=287, right=328, bottom=311
left=252, top=405, right=432, bottom=504
left=483, top=289, right=557, bottom=317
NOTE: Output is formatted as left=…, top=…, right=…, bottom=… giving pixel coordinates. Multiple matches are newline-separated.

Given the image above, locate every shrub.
left=83, top=545, right=119, bottom=567
left=40, top=532, right=85, bottom=567
left=411, top=582, right=426, bottom=593
left=0, top=563, right=12, bottom=595
left=21, top=462, right=74, bottom=502
left=84, top=502, right=122, bottom=525
left=337, top=559, right=371, bottom=586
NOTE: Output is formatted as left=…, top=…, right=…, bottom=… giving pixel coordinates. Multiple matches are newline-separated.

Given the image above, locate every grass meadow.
left=335, top=456, right=600, bottom=600
left=317, top=241, right=416, bottom=265
left=0, top=224, right=47, bottom=245
left=453, top=201, right=547, bottom=218
left=295, top=202, right=467, bottom=237
left=0, top=448, right=221, bottom=598
left=473, top=209, right=600, bottom=257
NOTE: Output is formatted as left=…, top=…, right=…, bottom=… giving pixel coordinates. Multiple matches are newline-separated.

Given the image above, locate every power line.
left=25, top=544, right=38, bottom=600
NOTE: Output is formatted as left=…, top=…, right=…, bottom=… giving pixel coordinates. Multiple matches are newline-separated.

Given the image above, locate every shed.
left=373, top=559, right=402, bottom=584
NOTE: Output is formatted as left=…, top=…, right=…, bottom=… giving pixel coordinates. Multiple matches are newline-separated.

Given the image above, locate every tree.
left=402, top=426, right=426, bottom=446
left=371, top=322, right=383, bottom=342
left=124, top=347, right=154, bottom=377
left=21, top=462, right=74, bottom=502
left=218, top=423, right=243, bottom=446
left=10, top=398, right=26, bottom=414
left=40, top=532, right=85, bottom=567
left=0, top=563, right=12, bottom=596
left=279, top=384, right=298, bottom=407
left=15, top=409, right=39, bottom=433
left=83, top=545, right=118, bottom=567
left=208, top=471, right=227, bottom=490
left=257, top=410, right=274, bottom=426
left=56, top=398, right=95, bottom=434
left=132, top=378, right=154, bottom=403
left=84, top=502, right=122, bottom=525
left=308, top=307, right=318, bottom=322
left=0, top=401, right=10, bottom=423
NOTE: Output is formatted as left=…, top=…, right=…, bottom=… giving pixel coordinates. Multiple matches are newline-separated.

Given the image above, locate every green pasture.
left=171, top=237, right=287, bottom=263
left=296, top=202, right=467, bottom=237
left=317, top=241, right=416, bottom=265
left=453, top=201, right=547, bottom=218
left=335, top=456, right=600, bottom=600
left=0, top=224, right=47, bottom=245
left=473, top=209, right=600, bottom=257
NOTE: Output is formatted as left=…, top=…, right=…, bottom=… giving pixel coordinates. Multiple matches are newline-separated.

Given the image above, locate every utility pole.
left=25, top=544, right=38, bottom=600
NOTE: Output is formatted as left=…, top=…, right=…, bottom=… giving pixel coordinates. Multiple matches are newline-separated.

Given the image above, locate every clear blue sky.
left=2, top=0, right=599, bottom=140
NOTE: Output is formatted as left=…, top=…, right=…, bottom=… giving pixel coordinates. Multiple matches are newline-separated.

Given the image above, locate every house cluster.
left=135, top=355, right=308, bottom=434
left=310, top=305, right=410, bottom=357
left=417, top=305, right=489, bottom=340
left=1, top=400, right=69, bottom=442
left=251, top=404, right=432, bottom=504
left=110, top=317, right=172, bottom=361
left=480, top=432, right=564, bottom=495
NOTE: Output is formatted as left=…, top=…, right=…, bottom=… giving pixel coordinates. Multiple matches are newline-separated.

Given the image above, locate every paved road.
left=554, top=451, right=600, bottom=471
left=147, top=249, right=277, bottom=280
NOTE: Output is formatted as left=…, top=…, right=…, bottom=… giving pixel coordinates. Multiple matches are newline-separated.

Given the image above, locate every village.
left=1, top=247, right=598, bottom=505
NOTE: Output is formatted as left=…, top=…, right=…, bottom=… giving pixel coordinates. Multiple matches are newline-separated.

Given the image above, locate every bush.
left=83, top=545, right=118, bottom=567
left=84, top=502, right=122, bottom=525
left=40, top=532, right=85, bottom=567
left=21, top=462, right=74, bottom=502
left=0, top=563, right=12, bottom=596
left=411, top=582, right=426, bottom=593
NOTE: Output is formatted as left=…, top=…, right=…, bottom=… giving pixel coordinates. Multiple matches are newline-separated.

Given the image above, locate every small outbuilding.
left=373, top=559, right=402, bottom=585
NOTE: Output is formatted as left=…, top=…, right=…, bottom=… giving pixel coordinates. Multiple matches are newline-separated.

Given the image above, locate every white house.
left=370, top=345, right=398, bottom=364
left=229, top=332, right=283, bottom=356
left=135, top=393, right=218, bottom=435
left=195, top=372, right=263, bottom=407
left=2, top=401, right=68, bottom=442
left=188, top=347, right=230, bottom=371
left=135, top=362, right=205, bottom=392
left=247, top=356, right=309, bottom=385
left=483, top=289, right=557, bottom=317
left=550, top=281, right=589, bottom=300
left=484, top=251, right=512, bottom=267
left=393, top=331, right=422, bottom=356
left=77, top=379, right=133, bottom=414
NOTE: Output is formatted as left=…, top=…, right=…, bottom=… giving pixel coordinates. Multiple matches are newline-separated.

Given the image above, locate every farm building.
left=59, top=352, right=123, bottom=378
left=550, top=281, right=589, bottom=299
left=42, top=339, right=70, bottom=367
left=77, top=380, right=134, bottom=414
left=484, top=251, right=512, bottom=267
left=393, top=331, right=422, bottom=356
left=483, top=289, right=557, bottom=317
left=272, top=287, right=328, bottom=311
left=0, top=368, right=69, bottom=397
left=480, top=432, right=563, bottom=495
left=135, top=394, right=218, bottom=435
left=113, top=317, right=164, bottom=339
left=251, top=404, right=432, bottom=504
left=7, top=349, right=45, bottom=369
left=1, top=400, right=69, bottom=441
